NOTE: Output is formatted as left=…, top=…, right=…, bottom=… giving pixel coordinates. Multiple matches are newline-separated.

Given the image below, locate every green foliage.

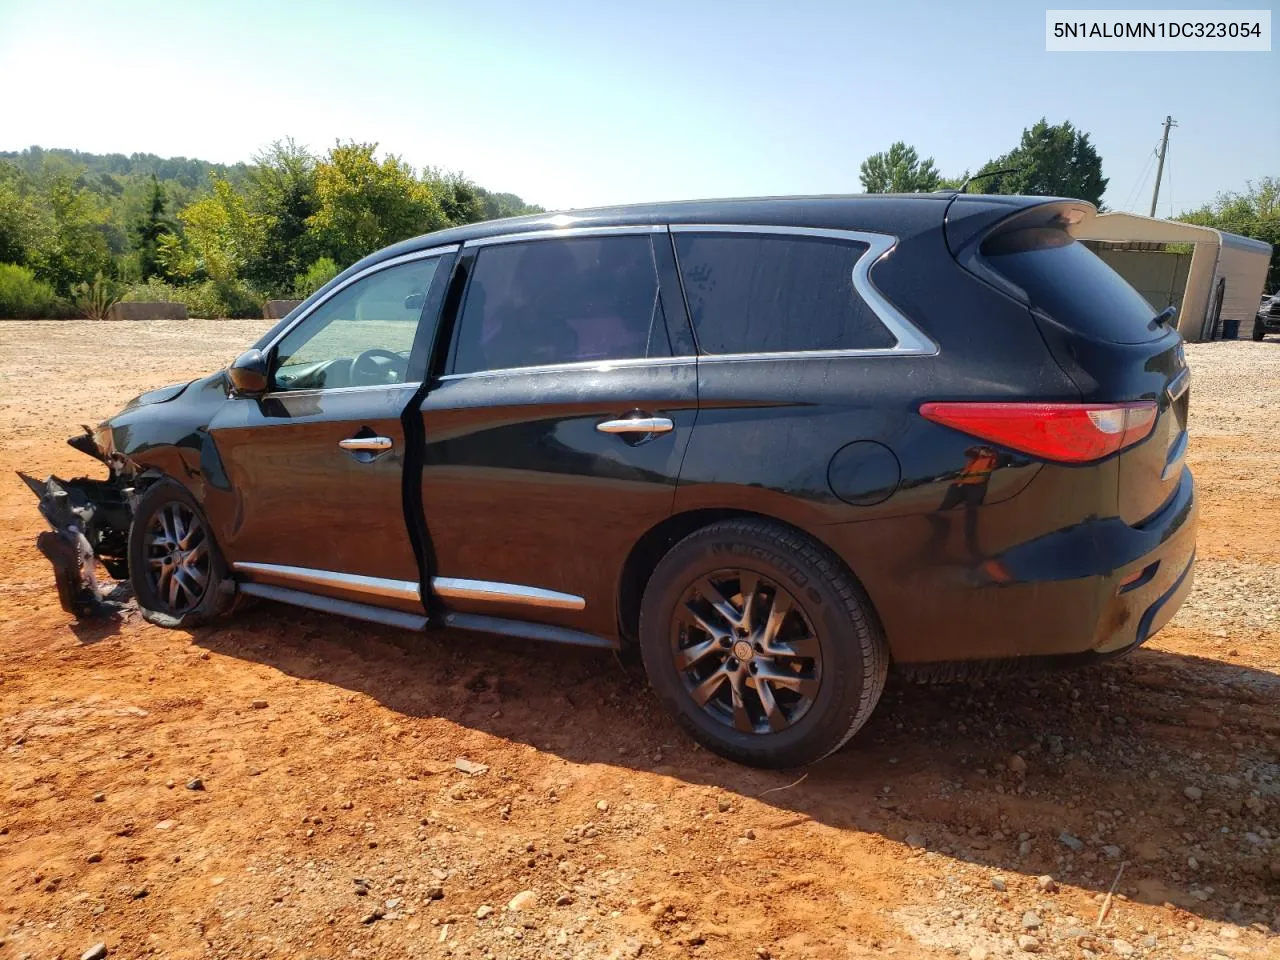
left=291, top=256, right=340, bottom=298
left=0, top=143, right=540, bottom=309
left=71, top=271, right=122, bottom=320
left=971, top=119, right=1108, bottom=206
left=242, top=139, right=319, bottom=290
left=178, top=278, right=263, bottom=319
left=26, top=172, right=115, bottom=294
left=308, top=141, right=449, bottom=266
left=859, top=142, right=942, bottom=194
left=0, top=262, right=61, bottom=318
left=0, top=164, right=43, bottom=264
left=1178, top=177, right=1280, bottom=291
left=132, top=174, right=174, bottom=279
left=120, top=278, right=181, bottom=302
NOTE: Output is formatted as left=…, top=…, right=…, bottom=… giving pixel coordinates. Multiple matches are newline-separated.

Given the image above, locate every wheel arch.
left=616, top=507, right=884, bottom=651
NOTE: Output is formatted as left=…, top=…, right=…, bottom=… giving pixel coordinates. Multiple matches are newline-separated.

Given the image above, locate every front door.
left=418, top=227, right=698, bottom=640
left=209, top=248, right=454, bottom=614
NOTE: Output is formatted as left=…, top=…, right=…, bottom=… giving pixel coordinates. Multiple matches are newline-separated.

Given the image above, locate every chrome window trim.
left=258, top=244, right=459, bottom=358
left=436, top=355, right=696, bottom=383
left=233, top=562, right=421, bottom=603
left=668, top=223, right=938, bottom=359
left=259, top=380, right=423, bottom=401
left=463, top=224, right=666, bottom=248
left=432, top=577, right=585, bottom=611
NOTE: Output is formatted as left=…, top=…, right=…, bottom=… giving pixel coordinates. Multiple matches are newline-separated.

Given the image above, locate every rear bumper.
left=829, top=466, right=1198, bottom=664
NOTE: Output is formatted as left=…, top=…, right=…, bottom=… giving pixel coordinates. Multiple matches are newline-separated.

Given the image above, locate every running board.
left=238, top=582, right=429, bottom=631
left=441, top=612, right=614, bottom=649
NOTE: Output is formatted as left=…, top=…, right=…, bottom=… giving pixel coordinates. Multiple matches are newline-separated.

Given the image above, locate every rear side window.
left=450, top=235, right=670, bottom=374
left=673, top=233, right=895, bottom=354
left=981, top=228, right=1164, bottom=344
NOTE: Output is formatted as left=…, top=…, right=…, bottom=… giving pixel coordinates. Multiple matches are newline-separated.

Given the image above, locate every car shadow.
left=189, top=603, right=1279, bottom=931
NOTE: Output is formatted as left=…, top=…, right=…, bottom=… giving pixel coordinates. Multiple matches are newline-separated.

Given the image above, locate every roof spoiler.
left=943, top=196, right=1097, bottom=302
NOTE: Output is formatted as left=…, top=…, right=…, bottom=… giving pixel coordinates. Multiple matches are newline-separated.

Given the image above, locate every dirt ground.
left=1, top=320, right=1277, bottom=960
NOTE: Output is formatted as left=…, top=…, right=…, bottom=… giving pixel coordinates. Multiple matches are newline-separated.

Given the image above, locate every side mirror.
left=403, top=292, right=426, bottom=311
left=227, top=349, right=269, bottom=396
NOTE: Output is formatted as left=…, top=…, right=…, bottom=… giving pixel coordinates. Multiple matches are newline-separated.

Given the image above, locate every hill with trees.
left=0, top=141, right=543, bottom=318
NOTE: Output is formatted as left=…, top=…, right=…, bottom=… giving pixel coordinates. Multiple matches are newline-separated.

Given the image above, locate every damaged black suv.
left=26, top=194, right=1197, bottom=768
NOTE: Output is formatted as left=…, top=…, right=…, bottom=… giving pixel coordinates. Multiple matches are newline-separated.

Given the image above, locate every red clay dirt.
left=1, top=322, right=1277, bottom=960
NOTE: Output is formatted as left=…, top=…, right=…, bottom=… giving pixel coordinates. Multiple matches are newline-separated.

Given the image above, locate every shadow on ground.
left=188, top=601, right=1279, bottom=931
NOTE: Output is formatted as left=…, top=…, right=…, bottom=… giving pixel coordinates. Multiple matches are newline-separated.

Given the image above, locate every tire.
left=638, top=518, right=888, bottom=768
left=1253, top=321, right=1267, bottom=342
left=128, top=479, right=231, bottom=628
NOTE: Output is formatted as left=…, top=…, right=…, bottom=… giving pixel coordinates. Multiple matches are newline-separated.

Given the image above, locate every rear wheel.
left=128, top=480, right=231, bottom=628
left=638, top=519, right=888, bottom=768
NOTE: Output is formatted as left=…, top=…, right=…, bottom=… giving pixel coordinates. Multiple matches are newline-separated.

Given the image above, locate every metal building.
left=1075, top=212, right=1272, bottom=341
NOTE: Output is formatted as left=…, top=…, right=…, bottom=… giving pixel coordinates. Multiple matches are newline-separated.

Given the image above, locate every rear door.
left=418, top=226, right=697, bottom=640
left=209, top=248, right=455, bottom=614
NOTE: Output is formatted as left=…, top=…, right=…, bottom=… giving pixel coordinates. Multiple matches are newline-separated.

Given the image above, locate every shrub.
left=0, top=262, right=61, bottom=318
left=120, top=278, right=181, bottom=302
left=291, top=257, right=339, bottom=299
left=71, top=272, right=122, bottom=321
left=177, top=278, right=263, bottom=318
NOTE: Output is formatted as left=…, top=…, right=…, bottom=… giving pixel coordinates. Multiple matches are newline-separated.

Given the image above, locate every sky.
left=0, top=0, right=1275, bottom=215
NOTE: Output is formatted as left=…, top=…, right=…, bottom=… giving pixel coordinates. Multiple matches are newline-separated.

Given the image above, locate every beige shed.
left=1073, top=212, right=1272, bottom=342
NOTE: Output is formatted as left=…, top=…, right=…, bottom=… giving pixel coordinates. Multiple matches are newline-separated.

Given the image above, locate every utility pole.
left=1149, top=115, right=1176, bottom=218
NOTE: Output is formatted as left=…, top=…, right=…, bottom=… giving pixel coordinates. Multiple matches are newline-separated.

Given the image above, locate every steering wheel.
left=351, top=348, right=407, bottom=385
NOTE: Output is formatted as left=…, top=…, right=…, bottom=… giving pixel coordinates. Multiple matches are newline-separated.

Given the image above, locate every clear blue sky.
left=1, top=0, right=1274, bottom=214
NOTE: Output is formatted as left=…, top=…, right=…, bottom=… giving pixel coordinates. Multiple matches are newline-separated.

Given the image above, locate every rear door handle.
left=339, top=437, right=393, bottom=451
left=596, top=417, right=674, bottom=435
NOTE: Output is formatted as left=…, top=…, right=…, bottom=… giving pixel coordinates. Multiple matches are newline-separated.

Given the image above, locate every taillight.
left=919, top=401, right=1158, bottom=464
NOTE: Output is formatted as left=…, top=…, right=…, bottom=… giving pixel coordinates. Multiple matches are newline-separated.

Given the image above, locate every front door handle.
left=339, top=436, right=393, bottom=452
left=596, top=417, right=674, bottom=435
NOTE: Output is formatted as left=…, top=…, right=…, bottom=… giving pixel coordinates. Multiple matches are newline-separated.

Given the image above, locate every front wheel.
left=638, top=519, right=888, bottom=768
left=127, top=480, right=231, bottom=628
left=1253, top=321, right=1267, bottom=342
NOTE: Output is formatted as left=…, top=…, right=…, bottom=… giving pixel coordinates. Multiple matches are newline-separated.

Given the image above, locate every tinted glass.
left=451, top=235, right=670, bottom=374
left=674, top=233, right=894, bottom=354
left=273, top=257, right=439, bottom=391
left=982, top=228, right=1164, bottom=344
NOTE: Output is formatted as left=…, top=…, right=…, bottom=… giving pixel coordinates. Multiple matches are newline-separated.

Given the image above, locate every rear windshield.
left=981, top=228, right=1165, bottom=344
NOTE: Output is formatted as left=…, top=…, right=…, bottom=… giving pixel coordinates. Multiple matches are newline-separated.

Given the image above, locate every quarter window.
left=673, top=233, right=896, bottom=354
left=272, top=257, right=440, bottom=391
left=450, top=235, right=670, bottom=375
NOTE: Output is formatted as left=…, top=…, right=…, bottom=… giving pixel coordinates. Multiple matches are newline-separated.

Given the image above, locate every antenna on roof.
left=956, top=167, right=1022, bottom=194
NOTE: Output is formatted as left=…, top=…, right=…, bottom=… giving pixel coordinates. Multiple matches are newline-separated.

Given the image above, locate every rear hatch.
left=948, top=197, right=1191, bottom=524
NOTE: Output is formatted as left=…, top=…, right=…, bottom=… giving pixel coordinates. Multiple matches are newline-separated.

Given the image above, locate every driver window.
left=272, top=257, right=440, bottom=392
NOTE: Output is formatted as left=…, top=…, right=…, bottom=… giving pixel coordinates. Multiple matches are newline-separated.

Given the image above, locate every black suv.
left=29, top=194, right=1197, bottom=768
left=1255, top=292, right=1279, bottom=340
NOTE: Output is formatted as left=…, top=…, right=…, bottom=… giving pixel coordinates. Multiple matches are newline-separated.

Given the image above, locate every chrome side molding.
left=232, top=562, right=422, bottom=603
left=232, top=563, right=585, bottom=612
left=432, top=577, right=586, bottom=610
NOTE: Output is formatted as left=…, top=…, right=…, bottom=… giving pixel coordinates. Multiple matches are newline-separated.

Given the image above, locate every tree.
left=242, top=139, right=319, bottom=290
left=173, top=176, right=252, bottom=282
left=859, top=142, right=942, bottom=194
left=426, top=169, right=486, bottom=226
left=132, top=174, right=173, bottom=279
left=307, top=142, right=448, bottom=267
left=1179, top=177, right=1280, bottom=291
left=972, top=119, right=1107, bottom=206
left=0, top=163, right=42, bottom=265
left=27, top=172, right=113, bottom=294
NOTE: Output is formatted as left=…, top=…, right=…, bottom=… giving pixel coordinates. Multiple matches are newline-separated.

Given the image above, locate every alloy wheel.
left=145, top=501, right=211, bottom=614
left=671, top=569, right=822, bottom=734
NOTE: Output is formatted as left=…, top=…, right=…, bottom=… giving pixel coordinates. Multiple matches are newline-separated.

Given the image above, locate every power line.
left=1122, top=148, right=1158, bottom=213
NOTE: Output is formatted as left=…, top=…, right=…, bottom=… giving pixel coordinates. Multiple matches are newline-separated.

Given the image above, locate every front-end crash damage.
left=20, top=425, right=139, bottom=618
